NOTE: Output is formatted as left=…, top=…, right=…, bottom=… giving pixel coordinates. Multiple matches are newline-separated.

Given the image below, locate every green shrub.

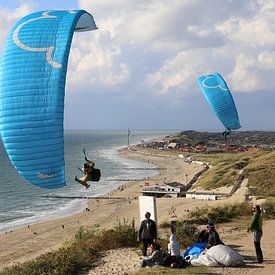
left=74, top=226, right=92, bottom=240
left=174, top=221, right=199, bottom=249
left=157, top=203, right=253, bottom=251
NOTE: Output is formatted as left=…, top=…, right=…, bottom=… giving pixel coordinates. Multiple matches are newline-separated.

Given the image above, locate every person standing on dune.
left=138, top=212, right=157, bottom=256
left=247, top=205, right=263, bottom=263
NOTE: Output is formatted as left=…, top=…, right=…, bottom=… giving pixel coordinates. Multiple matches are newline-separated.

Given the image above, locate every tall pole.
left=128, top=128, right=131, bottom=149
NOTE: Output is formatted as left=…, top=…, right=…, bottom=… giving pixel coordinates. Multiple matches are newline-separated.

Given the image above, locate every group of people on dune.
left=138, top=205, right=263, bottom=268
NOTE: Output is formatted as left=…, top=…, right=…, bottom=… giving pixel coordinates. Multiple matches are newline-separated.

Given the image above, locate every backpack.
left=90, top=168, right=101, bottom=181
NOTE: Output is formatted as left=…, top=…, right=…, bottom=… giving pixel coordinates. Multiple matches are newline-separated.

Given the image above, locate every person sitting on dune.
left=141, top=243, right=163, bottom=267
left=205, top=223, right=224, bottom=249
left=168, top=234, right=180, bottom=258
left=163, top=234, right=181, bottom=267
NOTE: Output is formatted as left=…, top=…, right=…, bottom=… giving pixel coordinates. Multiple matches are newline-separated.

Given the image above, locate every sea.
left=0, top=129, right=174, bottom=233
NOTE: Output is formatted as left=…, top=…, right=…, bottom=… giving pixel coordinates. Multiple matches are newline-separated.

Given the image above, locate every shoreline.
left=0, top=147, right=205, bottom=269
left=0, top=145, right=158, bottom=234
left=0, top=199, right=88, bottom=234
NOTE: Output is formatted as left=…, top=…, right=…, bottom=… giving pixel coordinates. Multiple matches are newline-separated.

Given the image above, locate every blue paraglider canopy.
left=197, top=73, right=241, bottom=137
left=0, top=10, right=97, bottom=188
left=183, top=242, right=207, bottom=258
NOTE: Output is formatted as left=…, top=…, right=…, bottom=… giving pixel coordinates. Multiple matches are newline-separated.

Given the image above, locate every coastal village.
left=138, top=130, right=272, bottom=201
left=140, top=130, right=275, bottom=152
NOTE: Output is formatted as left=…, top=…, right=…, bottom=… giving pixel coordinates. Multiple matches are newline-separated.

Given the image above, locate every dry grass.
left=243, top=150, right=275, bottom=196
left=191, top=151, right=253, bottom=190
left=188, top=149, right=275, bottom=196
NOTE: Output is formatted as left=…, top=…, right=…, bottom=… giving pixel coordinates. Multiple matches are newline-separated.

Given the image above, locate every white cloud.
left=141, top=0, right=275, bottom=95
left=67, top=32, right=130, bottom=91
left=146, top=51, right=206, bottom=95
left=217, top=16, right=275, bottom=48
left=0, top=3, right=33, bottom=52
left=2, top=0, right=275, bottom=99
left=212, top=0, right=275, bottom=93
left=228, top=52, right=275, bottom=93
left=79, top=0, right=227, bottom=51
left=257, top=52, right=275, bottom=69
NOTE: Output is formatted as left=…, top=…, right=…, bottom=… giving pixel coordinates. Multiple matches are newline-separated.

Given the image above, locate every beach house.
left=140, top=182, right=185, bottom=198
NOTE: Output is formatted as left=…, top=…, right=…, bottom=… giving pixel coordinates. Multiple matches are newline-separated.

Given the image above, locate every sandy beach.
left=0, top=148, right=274, bottom=275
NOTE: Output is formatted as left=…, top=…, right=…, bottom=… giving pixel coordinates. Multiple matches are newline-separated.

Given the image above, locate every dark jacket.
left=198, top=229, right=209, bottom=243
left=139, top=219, right=157, bottom=240
left=206, top=230, right=223, bottom=248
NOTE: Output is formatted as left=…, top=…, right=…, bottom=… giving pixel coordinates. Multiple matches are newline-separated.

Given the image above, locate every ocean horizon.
left=0, top=129, right=175, bottom=233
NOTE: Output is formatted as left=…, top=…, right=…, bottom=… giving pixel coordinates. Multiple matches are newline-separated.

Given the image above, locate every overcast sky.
left=0, top=0, right=275, bottom=131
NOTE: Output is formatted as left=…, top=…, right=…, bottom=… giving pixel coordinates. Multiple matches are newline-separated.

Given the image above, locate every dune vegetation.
left=192, top=149, right=275, bottom=196
left=0, top=202, right=246, bottom=274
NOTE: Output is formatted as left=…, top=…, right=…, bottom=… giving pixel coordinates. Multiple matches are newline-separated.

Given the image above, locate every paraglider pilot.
left=75, top=149, right=101, bottom=188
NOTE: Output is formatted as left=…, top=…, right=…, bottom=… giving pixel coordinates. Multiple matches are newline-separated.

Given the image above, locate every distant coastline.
left=0, top=130, right=172, bottom=233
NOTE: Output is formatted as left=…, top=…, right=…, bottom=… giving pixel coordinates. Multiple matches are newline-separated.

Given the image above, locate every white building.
left=141, top=182, right=185, bottom=198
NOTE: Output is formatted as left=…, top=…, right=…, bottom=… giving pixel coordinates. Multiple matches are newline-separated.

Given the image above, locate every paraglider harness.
left=83, top=149, right=101, bottom=182
left=222, top=128, right=231, bottom=140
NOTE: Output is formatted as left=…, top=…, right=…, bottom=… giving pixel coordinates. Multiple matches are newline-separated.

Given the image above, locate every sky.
left=0, top=0, right=275, bottom=131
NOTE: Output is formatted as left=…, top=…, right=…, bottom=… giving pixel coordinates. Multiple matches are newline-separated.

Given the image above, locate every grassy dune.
left=181, top=148, right=275, bottom=196
left=0, top=202, right=256, bottom=275
left=243, top=150, right=275, bottom=196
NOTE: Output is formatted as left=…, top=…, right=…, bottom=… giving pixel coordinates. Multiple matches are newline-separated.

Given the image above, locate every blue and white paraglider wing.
left=197, top=73, right=241, bottom=131
left=0, top=10, right=97, bottom=188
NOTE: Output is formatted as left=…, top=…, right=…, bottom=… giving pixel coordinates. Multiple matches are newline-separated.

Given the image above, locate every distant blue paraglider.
left=0, top=10, right=97, bottom=188
left=197, top=73, right=241, bottom=137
